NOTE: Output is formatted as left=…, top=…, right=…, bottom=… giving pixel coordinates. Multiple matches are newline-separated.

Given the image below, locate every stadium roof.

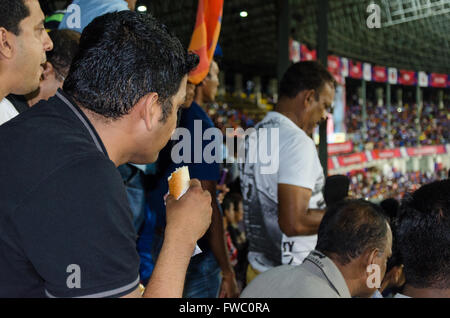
left=41, top=0, right=450, bottom=78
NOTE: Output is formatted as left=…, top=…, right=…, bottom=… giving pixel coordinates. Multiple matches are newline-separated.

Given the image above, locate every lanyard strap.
left=56, top=91, right=105, bottom=155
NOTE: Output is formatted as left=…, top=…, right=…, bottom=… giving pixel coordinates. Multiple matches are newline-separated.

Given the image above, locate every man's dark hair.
left=279, top=61, right=336, bottom=100
left=0, top=0, right=30, bottom=35
left=380, top=198, right=399, bottom=222
left=323, top=175, right=350, bottom=206
left=47, top=30, right=80, bottom=81
left=63, top=11, right=199, bottom=121
left=316, top=199, right=389, bottom=265
left=396, top=180, right=450, bottom=289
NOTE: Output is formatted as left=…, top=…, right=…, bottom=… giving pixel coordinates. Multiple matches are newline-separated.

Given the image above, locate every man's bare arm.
left=278, top=183, right=325, bottom=237
left=121, top=179, right=212, bottom=298
left=201, top=180, right=239, bottom=298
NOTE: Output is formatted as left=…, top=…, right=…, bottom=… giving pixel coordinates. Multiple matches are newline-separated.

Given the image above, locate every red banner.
left=398, top=70, right=416, bottom=86
left=372, top=66, right=387, bottom=83
left=349, top=61, right=362, bottom=79
left=328, top=141, right=354, bottom=156
left=337, top=152, right=367, bottom=167
left=328, top=158, right=334, bottom=171
left=430, top=73, right=448, bottom=88
left=301, top=44, right=316, bottom=61
left=327, top=55, right=340, bottom=75
left=372, top=148, right=401, bottom=160
left=406, top=145, right=446, bottom=157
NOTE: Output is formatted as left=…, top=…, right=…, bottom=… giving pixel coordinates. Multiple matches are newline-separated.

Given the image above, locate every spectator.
left=142, top=60, right=239, bottom=298
left=394, top=180, right=450, bottom=298
left=241, top=199, right=392, bottom=298
left=239, top=61, right=335, bottom=283
left=58, top=0, right=136, bottom=33
left=222, top=192, right=248, bottom=291
left=25, top=29, right=80, bottom=106
left=0, top=11, right=210, bottom=298
left=0, top=0, right=53, bottom=125
left=56, top=0, right=146, bottom=236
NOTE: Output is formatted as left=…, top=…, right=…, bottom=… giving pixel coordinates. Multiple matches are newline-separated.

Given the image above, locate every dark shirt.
left=6, top=94, right=29, bottom=114
left=0, top=90, right=140, bottom=297
left=146, top=102, right=220, bottom=252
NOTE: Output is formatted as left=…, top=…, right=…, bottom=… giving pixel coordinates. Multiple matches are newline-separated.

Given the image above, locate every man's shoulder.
left=182, top=103, right=214, bottom=129
left=0, top=97, right=113, bottom=212
left=242, top=264, right=339, bottom=298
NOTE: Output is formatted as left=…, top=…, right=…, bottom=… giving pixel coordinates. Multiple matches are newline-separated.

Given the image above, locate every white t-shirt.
left=239, top=112, right=325, bottom=272
left=0, top=98, right=19, bottom=126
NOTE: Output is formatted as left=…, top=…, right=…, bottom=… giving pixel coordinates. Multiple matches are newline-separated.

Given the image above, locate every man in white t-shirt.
left=0, top=0, right=53, bottom=125
left=239, top=61, right=336, bottom=282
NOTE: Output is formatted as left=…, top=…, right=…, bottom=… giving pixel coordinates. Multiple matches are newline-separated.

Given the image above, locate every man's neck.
left=194, top=95, right=204, bottom=108
left=0, top=82, right=10, bottom=101
left=402, top=284, right=450, bottom=298
left=275, top=108, right=310, bottom=135
left=331, top=260, right=360, bottom=297
left=78, top=105, right=131, bottom=167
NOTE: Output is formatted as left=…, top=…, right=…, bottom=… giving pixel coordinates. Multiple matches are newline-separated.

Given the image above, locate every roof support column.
left=386, top=82, right=392, bottom=148
left=361, top=79, right=367, bottom=146
left=277, top=0, right=291, bottom=82
left=416, top=85, right=422, bottom=146
left=317, top=0, right=329, bottom=176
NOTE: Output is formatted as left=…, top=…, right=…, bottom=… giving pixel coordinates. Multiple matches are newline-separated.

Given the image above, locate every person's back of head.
left=380, top=198, right=399, bottom=223
left=63, top=11, right=199, bottom=165
left=396, top=180, right=450, bottom=294
left=316, top=199, right=392, bottom=297
left=0, top=0, right=53, bottom=98
left=194, top=59, right=219, bottom=106
left=323, top=175, right=350, bottom=206
left=47, top=29, right=80, bottom=82
left=278, top=61, right=336, bottom=102
left=64, top=11, right=198, bottom=122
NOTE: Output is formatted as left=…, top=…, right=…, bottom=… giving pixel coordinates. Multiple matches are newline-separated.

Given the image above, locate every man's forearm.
left=288, top=209, right=326, bottom=236
left=208, top=197, right=234, bottom=274
left=304, top=208, right=326, bottom=232
left=142, top=230, right=196, bottom=298
left=204, top=183, right=234, bottom=275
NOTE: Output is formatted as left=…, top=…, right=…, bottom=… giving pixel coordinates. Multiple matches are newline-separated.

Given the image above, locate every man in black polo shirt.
left=0, top=11, right=212, bottom=298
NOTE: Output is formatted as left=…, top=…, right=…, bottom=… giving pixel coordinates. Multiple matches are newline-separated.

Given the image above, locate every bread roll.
left=168, top=166, right=190, bottom=199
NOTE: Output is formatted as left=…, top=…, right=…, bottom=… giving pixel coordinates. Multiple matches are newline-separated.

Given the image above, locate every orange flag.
left=188, top=0, right=223, bottom=85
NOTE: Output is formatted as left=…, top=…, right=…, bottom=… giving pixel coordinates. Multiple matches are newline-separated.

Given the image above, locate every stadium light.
left=240, top=11, right=248, bottom=18
left=137, top=5, right=147, bottom=12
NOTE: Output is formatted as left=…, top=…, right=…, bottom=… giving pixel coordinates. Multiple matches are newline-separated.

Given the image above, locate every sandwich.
left=168, top=166, right=190, bottom=200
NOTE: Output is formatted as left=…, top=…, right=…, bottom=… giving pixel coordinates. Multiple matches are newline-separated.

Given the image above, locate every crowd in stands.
left=346, top=100, right=449, bottom=152
left=347, top=166, right=448, bottom=201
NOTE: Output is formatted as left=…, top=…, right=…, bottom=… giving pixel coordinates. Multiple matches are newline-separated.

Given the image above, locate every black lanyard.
left=56, top=91, right=105, bottom=156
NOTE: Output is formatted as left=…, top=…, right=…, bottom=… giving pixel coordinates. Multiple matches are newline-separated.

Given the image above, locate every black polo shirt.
left=0, top=90, right=140, bottom=298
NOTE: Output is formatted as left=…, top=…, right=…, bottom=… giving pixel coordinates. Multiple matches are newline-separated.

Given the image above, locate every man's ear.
left=303, top=89, right=316, bottom=110
left=0, top=27, right=14, bottom=59
left=140, top=92, right=160, bottom=131
left=364, top=248, right=381, bottom=273
left=42, top=62, right=55, bottom=81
